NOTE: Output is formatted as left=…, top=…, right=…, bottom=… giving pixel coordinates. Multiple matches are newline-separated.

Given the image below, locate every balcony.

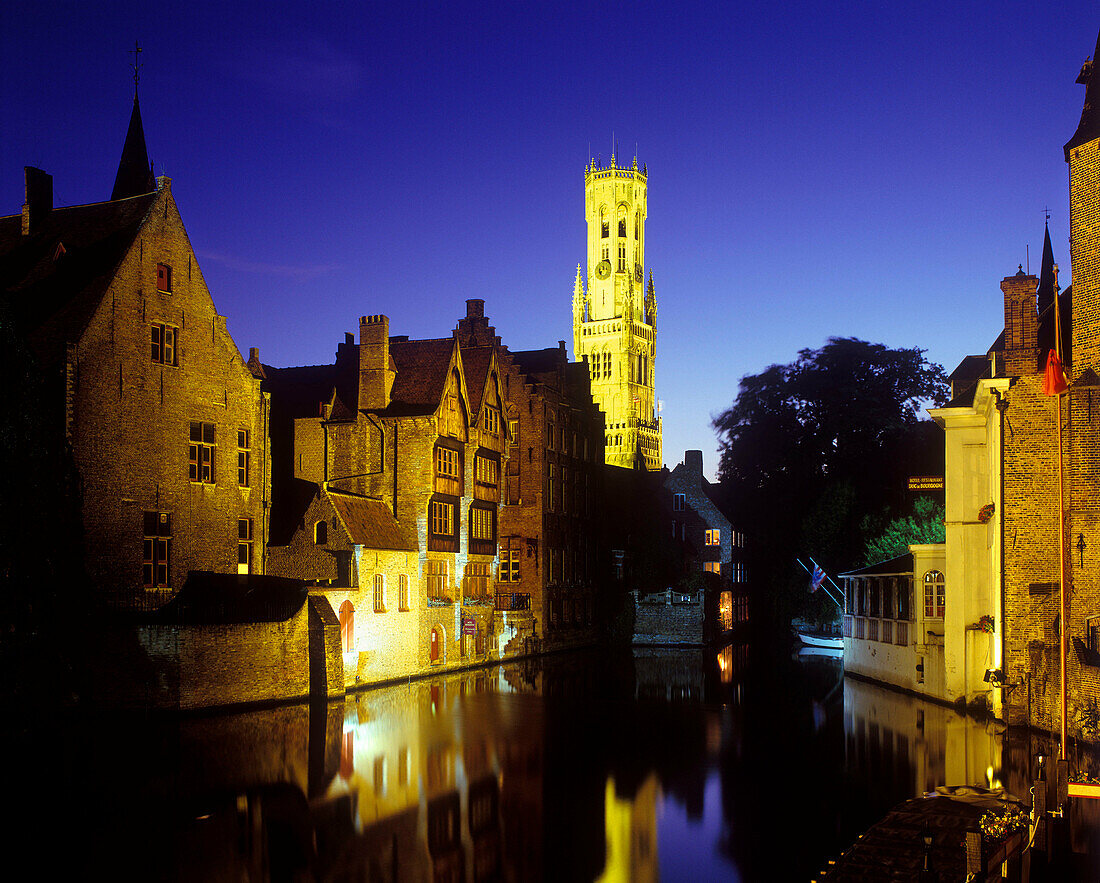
left=495, top=593, right=531, bottom=612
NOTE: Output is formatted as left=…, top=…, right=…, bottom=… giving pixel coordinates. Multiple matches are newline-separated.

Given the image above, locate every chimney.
left=684, top=450, right=704, bottom=478
left=21, top=167, right=53, bottom=236
left=1001, top=269, right=1039, bottom=376
left=359, top=315, right=393, bottom=410
left=246, top=347, right=266, bottom=380
left=466, top=299, right=485, bottom=319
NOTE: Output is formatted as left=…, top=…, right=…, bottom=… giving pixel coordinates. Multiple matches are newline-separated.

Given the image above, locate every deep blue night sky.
left=4, top=2, right=1098, bottom=476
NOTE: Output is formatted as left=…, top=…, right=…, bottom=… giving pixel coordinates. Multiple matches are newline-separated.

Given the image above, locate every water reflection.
left=18, top=641, right=1088, bottom=880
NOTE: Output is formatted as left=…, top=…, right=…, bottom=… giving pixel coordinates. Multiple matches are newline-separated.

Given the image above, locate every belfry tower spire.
left=111, top=42, right=155, bottom=201
left=572, top=153, right=662, bottom=470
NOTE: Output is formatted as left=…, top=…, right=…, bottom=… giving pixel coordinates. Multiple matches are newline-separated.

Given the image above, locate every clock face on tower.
left=596, top=260, right=611, bottom=279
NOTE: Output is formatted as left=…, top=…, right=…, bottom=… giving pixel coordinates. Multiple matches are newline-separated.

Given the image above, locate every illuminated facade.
left=573, top=155, right=662, bottom=470
left=0, top=97, right=270, bottom=609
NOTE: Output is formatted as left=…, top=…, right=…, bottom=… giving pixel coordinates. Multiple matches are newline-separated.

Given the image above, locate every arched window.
left=339, top=600, right=354, bottom=652
left=923, top=571, right=945, bottom=619
left=618, top=217, right=627, bottom=238
left=373, top=574, right=385, bottom=613
left=430, top=626, right=443, bottom=662
left=315, top=520, right=328, bottom=545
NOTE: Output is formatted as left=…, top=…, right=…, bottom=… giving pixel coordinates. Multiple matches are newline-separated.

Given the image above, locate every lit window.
left=500, top=548, right=520, bottom=582
left=142, top=511, right=171, bottom=587
left=238, top=518, right=252, bottom=574
left=483, top=406, right=500, bottom=436
left=374, top=574, right=385, bottom=613
left=157, top=262, right=172, bottom=292
left=673, top=493, right=685, bottom=512
left=188, top=421, right=215, bottom=483
left=314, top=520, right=328, bottom=545
left=705, top=529, right=720, bottom=546
left=508, top=420, right=518, bottom=445
left=151, top=324, right=178, bottom=365
left=704, top=561, right=720, bottom=573
left=399, top=574, right=409, bottom=611
left=434, top=445, right=461, bottom=495
left=464, top=562, right=491, bottom=599
left=431, top=500, right=455, bottom=536
left=923, top=571, right=945, bottom=618
left=475, top=454, right=499, bottom=487
left=470, top=505, right=495, bottom=541
left=425, top=560, right=449, bottom=602
left=237, top=429, right=250, bottom=487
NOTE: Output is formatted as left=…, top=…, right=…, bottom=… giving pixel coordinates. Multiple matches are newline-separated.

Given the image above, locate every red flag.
left=1042, top=349, right=1068, bottom=396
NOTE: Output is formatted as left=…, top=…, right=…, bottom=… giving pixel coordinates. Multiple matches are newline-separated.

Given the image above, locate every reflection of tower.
left=596, top=774, right=659, bottom=883
left=573, top=154, right=662, bottom=470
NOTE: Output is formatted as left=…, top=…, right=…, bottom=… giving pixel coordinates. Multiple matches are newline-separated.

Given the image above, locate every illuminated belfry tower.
left=572, top=153, right=662, bottom=470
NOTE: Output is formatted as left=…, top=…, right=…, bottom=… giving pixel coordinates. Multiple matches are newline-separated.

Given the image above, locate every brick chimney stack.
left=21, top=167, right=52, bottom=236
left=684, top=449, right=704, bottom=477
left=1001, top=269, right=1040, bottom=376
left=359, top=315, right=393, bottom=410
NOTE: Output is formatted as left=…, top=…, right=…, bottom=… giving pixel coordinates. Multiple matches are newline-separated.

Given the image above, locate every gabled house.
left=0, top=96, right=270, bottom=610
left=265, top=309, right=511, bottom=683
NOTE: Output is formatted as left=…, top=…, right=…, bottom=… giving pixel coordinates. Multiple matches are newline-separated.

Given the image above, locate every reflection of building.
left=596, top=774, right=659, bottom=883
left=0, top=96, right=270, bottom=608
left=843, top=675, right=1004, bottom=802
left=573, top=154, right=662, bottom=470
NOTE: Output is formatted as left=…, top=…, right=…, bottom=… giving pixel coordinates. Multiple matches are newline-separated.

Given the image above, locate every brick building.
left=929, top=28, right=1100, bottom=742
left=453, top=300, right=607, bottom=652
left=264, top=307, right=512, bottom=683
left=0, top=96, right=270, bottom=609
left=664, top=449, right=748, bottom=633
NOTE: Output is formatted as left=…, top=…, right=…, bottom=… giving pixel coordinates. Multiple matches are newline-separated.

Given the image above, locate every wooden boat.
left=797, top=630, right=843, bottom=650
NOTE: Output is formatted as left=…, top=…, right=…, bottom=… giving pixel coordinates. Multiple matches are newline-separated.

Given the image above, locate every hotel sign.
left=908, top=475, right=944, bottom=491
left=462, top=617, right=477, bottom=636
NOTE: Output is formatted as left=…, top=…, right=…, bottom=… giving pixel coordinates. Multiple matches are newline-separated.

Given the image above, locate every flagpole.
left=1058, top=390, right=1067, bottom=758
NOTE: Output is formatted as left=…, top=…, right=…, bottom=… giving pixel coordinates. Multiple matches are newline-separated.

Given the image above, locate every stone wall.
left=631, top=590, right=704, bottom=645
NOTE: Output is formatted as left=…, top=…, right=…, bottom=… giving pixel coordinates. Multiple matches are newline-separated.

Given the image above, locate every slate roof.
left=386, top=337, right=456, bottom=416
left=111, top=97, right=156, bottom=201
left=512, top=347, right=563, bottom=377
left=329, top=492, right=415, bottom=551
left=460, top=346, right=493, bottom=415
left=0, top=193, right=156, bottom=365
left=839, top=553, right=914, bottom=578
left=1065, top=28, right=1100, bottom=159
left=151, top=572, right=308, bottom=624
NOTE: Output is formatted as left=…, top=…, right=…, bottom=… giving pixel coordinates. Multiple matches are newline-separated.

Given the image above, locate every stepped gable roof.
left=839, top=553, right=913, bottom=578
left=460, top=345, right=493, bottom=415
left=151, top=572, right=308, bottom=624
left=0, top=192, right=157, bottom=365
left=385, top=337, right=457, bottom=416
left=1065, top=28, right=1100, bottom=159
left=328, top=491, right=415, bottom=551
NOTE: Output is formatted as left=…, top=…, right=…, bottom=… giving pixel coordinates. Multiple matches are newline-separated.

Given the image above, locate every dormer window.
left=157, top=263, right=172, bottom=292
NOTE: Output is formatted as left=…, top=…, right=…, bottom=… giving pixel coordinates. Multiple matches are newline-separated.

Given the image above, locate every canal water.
left=11, top=640, right=1083, bottom=881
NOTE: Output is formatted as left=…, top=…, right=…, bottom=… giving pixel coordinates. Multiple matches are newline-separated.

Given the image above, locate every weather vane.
left=1044, top=206, right=1052, bottom=223
left=131, top=40, right=143, bottom=98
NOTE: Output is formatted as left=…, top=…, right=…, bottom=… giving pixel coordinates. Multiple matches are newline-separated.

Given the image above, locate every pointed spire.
left=112, top=96, right=155, bottom=200
left=1065, top=28, right=1100, bottom=160
left=1037, top=221, right=1057, bottom=316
